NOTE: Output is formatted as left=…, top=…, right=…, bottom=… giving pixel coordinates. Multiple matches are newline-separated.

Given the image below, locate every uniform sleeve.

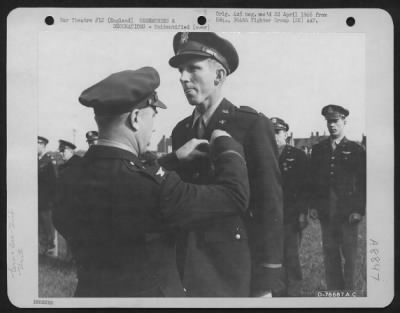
left=354, top=145, right=366, bottom=215
left=159, top=136, right=250, bottom=228
left=45, top=159, right=58, bottom=206
left=245, top=115, right=284, bottom=265
left=158, top=152, right=180, bottom=171
left=309, top=145, right=321, bottom=210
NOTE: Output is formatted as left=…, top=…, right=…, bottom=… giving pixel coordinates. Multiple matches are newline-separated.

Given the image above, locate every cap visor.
left=154, top=99, right=167, bottom=109
left=169, top=52, right=210, bottom=68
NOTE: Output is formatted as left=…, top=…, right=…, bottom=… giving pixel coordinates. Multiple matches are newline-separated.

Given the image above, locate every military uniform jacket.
left=279, top=145, right=309, bottom=225
left=53, top=137, right=249, bottom=297
left=38, top=153, right=57, bottom=211
left=310, top=137, right=366, bottom=222
left=58, top=154, right=82, bottom=175
left=165, top=98, right=283, bottom=296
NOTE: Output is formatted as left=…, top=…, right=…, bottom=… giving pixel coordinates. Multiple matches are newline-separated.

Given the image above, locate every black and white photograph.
left=7, top=8, right=394, bottom=308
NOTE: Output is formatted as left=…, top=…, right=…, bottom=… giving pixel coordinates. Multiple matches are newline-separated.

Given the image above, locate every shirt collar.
left=330, top=135, right=346, bottom=145
left=192, top=97, right=224, bottom=127
left=97, top=138, right=137, bottom=155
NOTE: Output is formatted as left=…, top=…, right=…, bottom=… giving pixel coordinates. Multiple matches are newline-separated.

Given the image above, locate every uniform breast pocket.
left=339, top=151, right=354, bottom=168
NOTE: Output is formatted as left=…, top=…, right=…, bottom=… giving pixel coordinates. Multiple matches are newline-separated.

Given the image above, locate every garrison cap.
left=79, top=67, right=167, bottom=115
left=38, top=136, right=49, bottom=145
left=270, top=117, right=289, bottom=132
left=169, top=32, right=239, bottom=75
left=59, top=139, right=76, bottom=151
left=321, top=104, right=349, bottom=120
left=86, top=131, right=99, bottom=142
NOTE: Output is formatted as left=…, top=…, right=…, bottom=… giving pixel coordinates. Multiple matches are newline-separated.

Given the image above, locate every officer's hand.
left=175, top=138, right=209, bottom=161
left=210, top=129, right=231, bottom=144
left=309, top=208, right=318, bottom=220
left=298, top=213, right=308, bottom=230
left=349, top=213, right=362, bottom=224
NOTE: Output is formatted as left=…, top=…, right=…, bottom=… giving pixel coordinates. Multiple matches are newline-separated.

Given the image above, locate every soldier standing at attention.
left=310, top=105, right=366, bottom=291
left=53, top=67, right=250, bottom=297
left=160, top=32, right=284, bottom=297
left=38, top=136, right=57, bottom=254
left=270, top=117, right=309, bottom=296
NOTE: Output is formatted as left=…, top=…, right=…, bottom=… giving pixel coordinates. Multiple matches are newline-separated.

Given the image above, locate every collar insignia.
left=156, top=167, right=165, bottom=177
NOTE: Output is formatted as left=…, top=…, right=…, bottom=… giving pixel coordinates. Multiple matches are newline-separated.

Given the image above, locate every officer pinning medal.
left=53, top=66, right=251, bottom=297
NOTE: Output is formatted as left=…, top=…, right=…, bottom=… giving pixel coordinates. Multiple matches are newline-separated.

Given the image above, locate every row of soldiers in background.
left=270, top=105, right=366, bottom=293
left=37, top=131, right=98, bottom=255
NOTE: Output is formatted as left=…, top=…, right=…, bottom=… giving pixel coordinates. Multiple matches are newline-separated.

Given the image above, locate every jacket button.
left=330, top=163, right=334, bottom=167
left=330, top=171, right=334, bottom=175
left=183, top=288, right=187, bottom=293
left=235, top=233, right=241, bottom=240
left=331, top=156, right=335, bottom=160
left=193, top=172, right=200, bottom=179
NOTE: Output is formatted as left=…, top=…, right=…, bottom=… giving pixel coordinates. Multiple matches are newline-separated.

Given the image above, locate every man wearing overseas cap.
left=53, top=67, right=250, bottom=297
left=38, top=136, right=57, bottom=254
left=270, top=117, right=309, bottom=296
left=310, top=104, right=366, bottom=291
left=161, top=32, right=284, bottom=297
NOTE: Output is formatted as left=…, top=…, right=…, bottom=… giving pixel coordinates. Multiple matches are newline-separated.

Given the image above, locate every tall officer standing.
left=310, top=105, right=366, bottom=291
left=270, top=117, right=309, bottom=296
left=53, top=67, right=250, bottom=297
left=161, top=32, right=284, bottom=297
left=38, top=136, right=57, bottom=253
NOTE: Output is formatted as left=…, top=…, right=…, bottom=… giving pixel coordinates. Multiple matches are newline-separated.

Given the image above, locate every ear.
left=343, top=118, right=347, bottom=125
left=214, top=68, right=226, bottom=86
left=284, top=131, right=289, bottom=139
left=130, top=109, right=141, bottom=131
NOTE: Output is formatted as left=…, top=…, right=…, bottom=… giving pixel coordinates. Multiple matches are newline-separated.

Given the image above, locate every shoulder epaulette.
left=238, top=106, right=259, bottom=115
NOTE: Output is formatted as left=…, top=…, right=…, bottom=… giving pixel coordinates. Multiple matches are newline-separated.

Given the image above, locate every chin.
left=185, top=96, right=199, bottom=106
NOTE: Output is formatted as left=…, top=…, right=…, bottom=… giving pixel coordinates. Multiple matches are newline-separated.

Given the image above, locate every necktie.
left=331, top=140, right=337, bottom=152
left=194, top=116, right=206, bottom=139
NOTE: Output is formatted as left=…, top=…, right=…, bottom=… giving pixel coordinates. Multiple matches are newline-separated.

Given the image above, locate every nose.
left=179, top=70, right=189, bottom=83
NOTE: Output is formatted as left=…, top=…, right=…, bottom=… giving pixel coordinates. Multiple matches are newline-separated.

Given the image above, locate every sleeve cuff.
left=211, top=136, right=244, bottom=160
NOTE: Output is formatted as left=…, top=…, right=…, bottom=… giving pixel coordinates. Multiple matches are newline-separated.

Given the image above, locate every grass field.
left=39, top=218, right=366, bottom=297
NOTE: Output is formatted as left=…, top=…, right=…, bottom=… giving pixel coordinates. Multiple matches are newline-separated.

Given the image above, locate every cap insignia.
left=180, top=32, right=189, bottom=44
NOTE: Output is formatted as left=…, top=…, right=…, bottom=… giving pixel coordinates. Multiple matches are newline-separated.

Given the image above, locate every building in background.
left=157, top=135, right=172, bottom=154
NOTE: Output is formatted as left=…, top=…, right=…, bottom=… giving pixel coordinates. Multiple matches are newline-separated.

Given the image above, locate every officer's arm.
left=47, top=160, right=58, bottom=206
left=158, top=151, right=180, bottom=171
left=355, top=145, right=366, bottom=216
left=157, top=127, right=186, bottom=171
left=159, top=135, right=249, bottom=228
left=308, top=146, right=319, bottom=212
left=245, top=115, right=284, bottom=294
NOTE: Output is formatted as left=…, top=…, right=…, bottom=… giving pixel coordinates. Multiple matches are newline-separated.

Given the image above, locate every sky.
left=38, top=31, right=365, bottom=151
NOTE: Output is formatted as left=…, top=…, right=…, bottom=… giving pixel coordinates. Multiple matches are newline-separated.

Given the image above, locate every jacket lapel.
left=204, top=99, right=235, bottom=139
